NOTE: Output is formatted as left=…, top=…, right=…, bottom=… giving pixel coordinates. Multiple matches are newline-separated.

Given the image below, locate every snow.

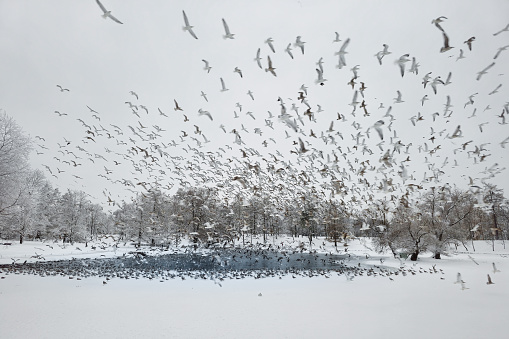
left=1, top=238, right=507, bottom=338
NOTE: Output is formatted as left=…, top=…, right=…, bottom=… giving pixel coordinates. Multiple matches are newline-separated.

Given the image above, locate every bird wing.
left=182, top=10, right=190, bottom=26
left=222, top=18, right=230, bottom=35
left=398, top=61, right=405, bottom=77
left=340, top=38, right=350, bottom=52
left=108, top=13, right=123, bottom=24
left=188, top=28, right=198, bottom=39
left=96, top=0, right=107, bottom=14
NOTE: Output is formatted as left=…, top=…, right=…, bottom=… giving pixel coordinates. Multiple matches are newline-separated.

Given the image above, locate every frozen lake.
left=0, top=249, right=360, bottom=280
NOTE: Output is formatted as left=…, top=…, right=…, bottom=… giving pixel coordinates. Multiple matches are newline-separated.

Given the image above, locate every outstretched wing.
left=96, top=0, right=107, bottom=14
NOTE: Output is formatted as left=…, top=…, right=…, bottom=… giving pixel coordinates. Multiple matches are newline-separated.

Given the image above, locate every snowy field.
left=1, top=237, right=508, bottom=339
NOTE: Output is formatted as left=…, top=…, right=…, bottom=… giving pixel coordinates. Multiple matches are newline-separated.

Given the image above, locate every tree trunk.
left=410, top=251, right=419, bottom=261
left=19, top=234, right=23, bottom=244
left=433, top=252, right=441, bottom=259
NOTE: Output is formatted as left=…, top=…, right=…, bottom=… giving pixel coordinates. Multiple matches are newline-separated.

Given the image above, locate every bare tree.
left=0, top=111, right=32, bottom=218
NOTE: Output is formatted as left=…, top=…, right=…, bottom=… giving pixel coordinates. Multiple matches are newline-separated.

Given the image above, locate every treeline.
left=0, top=111, right=111, bottom=243
left=1, top=112, right=508, bottom=261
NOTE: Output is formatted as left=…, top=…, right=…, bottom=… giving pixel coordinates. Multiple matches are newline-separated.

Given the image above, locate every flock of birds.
left=31, top=4, right=509, bottom=216
left=0, top=240, right=457, bottom=285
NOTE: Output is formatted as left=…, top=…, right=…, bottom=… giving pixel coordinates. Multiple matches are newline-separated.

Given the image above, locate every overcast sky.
left=1, top=0, right=508, bottom=208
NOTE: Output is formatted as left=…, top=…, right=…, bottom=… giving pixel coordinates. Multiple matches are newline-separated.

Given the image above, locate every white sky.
left=1, top=0, right=508, bottom=208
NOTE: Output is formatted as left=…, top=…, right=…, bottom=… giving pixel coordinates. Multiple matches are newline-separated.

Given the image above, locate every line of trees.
left=1, top=111, right=508, bottom=261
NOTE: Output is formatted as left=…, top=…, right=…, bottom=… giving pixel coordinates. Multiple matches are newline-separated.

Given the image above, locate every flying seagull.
left=432, top=16, right=447, bottom=32
left=493, top=45, right=509, bottom=59
left=95, top=0, right=123, bottom=24
left=265, top=38, right=275, bottom=53
left=254, top=48, right=262, bottom=69
left=265, top=55, right=277, bottom=77
left=56, top=85, right=69, bottom=92
left=464, top=36, right=475, bottom=51
left=202, top=59, right=211, bottom=73
left=222, top=18, right=235, bottom=39
left=440, top=31, right=453, bottom=53
left=335, top=38, right=351, bottom=68
left=182, top=10, right=198, bottom=39
left=493, top=22, right=509, bottom=36
left=220, top=77, right=229, bottom=91
left=295, top=36, right=305, bottom=54
left=285, top=43, right=294, bottom=59
left=396, top=54, right=410, bottom=77
left=476, top=62, right=495, bottom=81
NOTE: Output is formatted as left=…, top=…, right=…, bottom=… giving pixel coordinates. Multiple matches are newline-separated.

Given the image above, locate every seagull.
left=444, top=72, right=452, bottom=85
left=329, top=31, right=340, bottom=44
left=489, top=84, right=502, bottom=95
left=440, top=31, right=453, bottom=53
left=456, top=49, right=465, bottom=61
left=297, top=137, right=308, bottom=153
left=315, top=68, right=326, bottom=85
left=448, top=125, right=462, bottom=139
left=476, top=62, right=495, bottom=80
left=409, top=57, right=419, bottom=74
left=394, top=90, right=404, bottom=103
left=222, top=18, right=235, bottom=39
left=396, top=54, right=410, bottom=77
left=492, top=262, right=501, bottom=273
left=95, top=0, right=123, bottom=24
left=265, top=37, right=275, bottom=53
left=220, top=77, right=229, bottom=91
left=202, top=59, right=211, bottom=73
left=285, top=43, right=294, bottom=59
left=432, top=16, right=447, bottom=32
left=254, top=48, right=262, bottom=69
left=431, top=76, right=445, bottom=94
left=56, top=85, right=69, bottom=92
left=295, top=36, right=305, bottom=54
left=129, top=91, right=138, bottom=100
left=265, top=55, right=277, bottom=77
left=375, top=44, right=391, bottom=65
left=478, top=122, right=488, bottom=132
left=335, top=38, right=351, bottom=68
left=493, top=45, right=509, bottom=59
left=493, top=22, right=509, bottom=36
left=372, top=120, right=385, bottom=140
left=486, top=274, right=494, bottom=285
left=157, top=108, right=167, bottom=117
left=182, top=10, right=198, bottom=39
left=200, top=91, right=208, bottom=102
left=198, top=109, right=213, bottom=121
left=500, top=136, right=509, bottom=148
left=234, top=67, right=243, bottom=78
left=247, top=90, right=254, bottom=100
left=174, top=99, right=183, bottom=111
left=464, top=36, right=475, bottom=51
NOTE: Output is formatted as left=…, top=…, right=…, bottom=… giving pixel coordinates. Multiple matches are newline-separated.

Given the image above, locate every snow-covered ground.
left=1, top=237, right=507, bottom=339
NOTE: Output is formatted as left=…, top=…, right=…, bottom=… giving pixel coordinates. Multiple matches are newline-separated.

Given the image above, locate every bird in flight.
left=174, top=99, right=183, bottom=111
left=182, top=10, right=198, bottom=39
left=95, top=0, right=123, bottom=24
left=476, top=62, right=495, bottom=81
left=265, top=56, right=277, bottom=77
left=493, top=22, right=509, bottom=36
left=396, top=54, right=410, bottom=77
left=432, top=16, right=447, bottom=32
left=440, top=31, right=453, bottom=53
left=265, top=38, right=275, bottom=53
left=56, top=85, right=69, bottom=92
left=222, top=18, right=235, bottom=39
left=464, top=36, right=475, bottom=51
